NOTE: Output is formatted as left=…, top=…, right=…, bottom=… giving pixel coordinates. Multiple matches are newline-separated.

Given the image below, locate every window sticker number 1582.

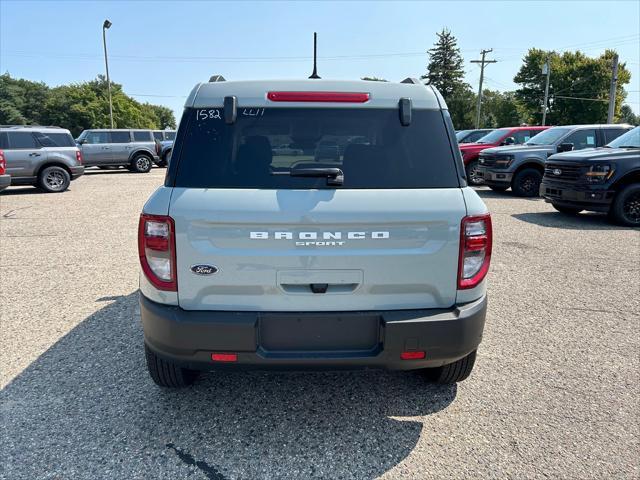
left=196, top=109, right=222, bottom=121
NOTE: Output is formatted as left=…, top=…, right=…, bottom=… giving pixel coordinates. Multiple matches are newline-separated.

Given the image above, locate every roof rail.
left=209, top=75, right=226, bottom=82
left=0, top=125, right=63, bottom=129
left=401, top=77, right=422, bottom=85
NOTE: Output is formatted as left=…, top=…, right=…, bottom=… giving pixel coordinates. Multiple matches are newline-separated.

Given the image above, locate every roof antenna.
left=308, top=32, right=321, bottom=79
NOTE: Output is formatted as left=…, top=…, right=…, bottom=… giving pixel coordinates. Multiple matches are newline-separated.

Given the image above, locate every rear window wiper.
left=274, top=167, right=344, bottom=186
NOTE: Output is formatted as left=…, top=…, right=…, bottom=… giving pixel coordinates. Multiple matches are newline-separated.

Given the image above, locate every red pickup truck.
left=460, top=126, right=549, bottom=185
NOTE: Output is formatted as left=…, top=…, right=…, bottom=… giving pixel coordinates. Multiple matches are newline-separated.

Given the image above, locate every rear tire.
left=465, top=160, right=484, bottom=186
left=610, top=183, right=640, bottom=227
left=552, top=204, right=583, bottom=215
left=130, top=153, right=153, bottom=173
left=422, top=350, right=477, bottom=384
left=37, top=166, right=70, bottom=193
left=489, top=185, right=508, bottom=193
left=145, top=344, right=199, bottom=388
left=512, top=168, right=542, bottom=197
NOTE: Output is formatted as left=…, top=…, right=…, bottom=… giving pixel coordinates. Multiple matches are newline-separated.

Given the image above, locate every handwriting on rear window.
left=242, top=108, right=265, bottom=117
left=196, top=109, right=222, bottom=121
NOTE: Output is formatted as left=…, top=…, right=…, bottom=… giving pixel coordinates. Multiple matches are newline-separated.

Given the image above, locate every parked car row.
left=475, top=124, right=632, bottom=195
left=0, top=126, right=176, bottom=193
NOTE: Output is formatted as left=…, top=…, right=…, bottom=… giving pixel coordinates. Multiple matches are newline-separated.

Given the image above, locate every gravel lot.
left=1, top=169, right=639, bottom=479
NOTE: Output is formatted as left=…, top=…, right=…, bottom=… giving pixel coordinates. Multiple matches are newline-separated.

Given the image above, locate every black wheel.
left=465, top=160, right=484, bottom=186
left=512, top=168, right=542, bottom=197
left=130, top=154, right=153, bottom=173
left=489, top=185, right=509, bottom=192
left=37, top=166, right=70, bottom=193
left=552, top=204, right=583, bottom=215
left=610, top=184, right=640, bottom=227
left=421, top=350, right=477, bottom=384
left=145, top=344, right=199, bottom=388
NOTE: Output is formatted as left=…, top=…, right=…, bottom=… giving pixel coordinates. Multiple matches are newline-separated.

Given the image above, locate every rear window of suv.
left=34, top=131, right=75, bottom=147
left=172, top=108, right=459, bottom=189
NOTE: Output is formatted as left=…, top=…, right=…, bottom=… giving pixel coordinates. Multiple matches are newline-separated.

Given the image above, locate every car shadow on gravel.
left=1, top=292, right=456, bottom=480
left=512, top=211, right=637, bottom=230
left=0, top=187, right=51, bottom=196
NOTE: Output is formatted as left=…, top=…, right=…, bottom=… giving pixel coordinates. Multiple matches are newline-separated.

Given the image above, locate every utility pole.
left=102, top=19, right=114, bottom=129
left=541, top=58, right=551, bottom=126
left=607, top=54, right=619, bottom=124
left=471, top=49, right=497, bottom=129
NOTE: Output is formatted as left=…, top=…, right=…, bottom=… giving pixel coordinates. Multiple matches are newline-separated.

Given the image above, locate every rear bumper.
left=70, top=166, right=85, bottom=180
left=140, top=293, right=487, bottom=371
left=476, top=167, right=513, bottom=186
left=0, top=174, right=10, bottom=191
left=540, top=181, right=614, bottom=212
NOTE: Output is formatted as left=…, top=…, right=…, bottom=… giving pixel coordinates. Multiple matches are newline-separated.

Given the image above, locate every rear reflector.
left=267, top=91, right=370, bottom=103
left=400, top=351, right=426, bottom=360
left=211, top=353, right=238, bottom=362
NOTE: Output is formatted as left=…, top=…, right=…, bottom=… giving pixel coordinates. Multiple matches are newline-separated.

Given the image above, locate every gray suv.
left=76, top=129, right=160, bottom=173
left=477, top=124, right=632, bottom=196
left=139, top=78, right=491, bottom=388
left=0, top=126, right=84, bottom=193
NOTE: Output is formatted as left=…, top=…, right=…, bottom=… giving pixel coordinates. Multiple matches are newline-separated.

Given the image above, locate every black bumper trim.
left=540, top=181, right=614, bottom=211
left=0, top=175, right=10, bottom=191
left=70, top=166, right=85, bottom=180
left=140, top=293, right=487, bottom=371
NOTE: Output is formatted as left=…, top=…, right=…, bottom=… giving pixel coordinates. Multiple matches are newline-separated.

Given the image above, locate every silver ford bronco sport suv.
left=0, top=126, right=84, bottom=192
left=76, top=129, right=160, bottom=172
left=139, top=78, right=492, bottom=388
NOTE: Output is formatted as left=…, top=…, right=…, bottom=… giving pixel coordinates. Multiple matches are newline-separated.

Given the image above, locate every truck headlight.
left=585, top=164, right=614, bottom=184
left=494, top=155, right=514, bottom=168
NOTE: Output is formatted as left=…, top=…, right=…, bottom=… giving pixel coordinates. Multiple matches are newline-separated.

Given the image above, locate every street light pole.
left=102, top=19, right=114, bottom=129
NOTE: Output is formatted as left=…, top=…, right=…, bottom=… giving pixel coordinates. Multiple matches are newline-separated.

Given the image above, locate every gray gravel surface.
left=1, top=169, right=639, bottom=479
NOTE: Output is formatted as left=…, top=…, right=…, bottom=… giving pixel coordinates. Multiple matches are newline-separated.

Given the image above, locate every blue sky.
left=1, top=0, right=639, bottom=122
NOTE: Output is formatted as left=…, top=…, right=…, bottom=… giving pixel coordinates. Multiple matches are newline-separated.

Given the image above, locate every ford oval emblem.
left=190, top=264, right=218, bottom=276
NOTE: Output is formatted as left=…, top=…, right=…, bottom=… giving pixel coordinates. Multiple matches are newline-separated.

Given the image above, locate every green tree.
left=446, top=86, right=477, bottom=129
left=422, top=28, right=466, bottom=98
left=0, top=73, right=49, bottom=125
left=422, top=29, right=474, bottom=128
left=514, top=49, right=631, bottom=125
left=481, top=90, right=523, bottom=127
left=619, top=105, right=639, bottom=126
left=0, top=73, right=176, bottom=136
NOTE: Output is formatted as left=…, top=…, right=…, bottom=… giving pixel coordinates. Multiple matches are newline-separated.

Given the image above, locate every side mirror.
left=557, top=143, right=574, bottom=153
left=502, top=137, right=516, bottom=146
left=76, top=138, right=85, bottom=145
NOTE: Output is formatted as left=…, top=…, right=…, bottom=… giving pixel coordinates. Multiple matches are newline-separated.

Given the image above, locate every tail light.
left=138, top=214, right=177, bottom=291
left=0, top=150, right=5, bottom=175
left=458, top=214, right=492, bottom=289
left=75, top=150, right=83, bottom=164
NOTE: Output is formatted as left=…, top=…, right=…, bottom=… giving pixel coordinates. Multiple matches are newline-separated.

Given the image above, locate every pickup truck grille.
left=479, top=155, right=499, bottom=167
left=544, top=163, right=585, bottom=183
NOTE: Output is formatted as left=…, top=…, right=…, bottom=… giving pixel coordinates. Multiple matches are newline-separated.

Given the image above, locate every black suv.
left=540, top=126, right=640, bottom=226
